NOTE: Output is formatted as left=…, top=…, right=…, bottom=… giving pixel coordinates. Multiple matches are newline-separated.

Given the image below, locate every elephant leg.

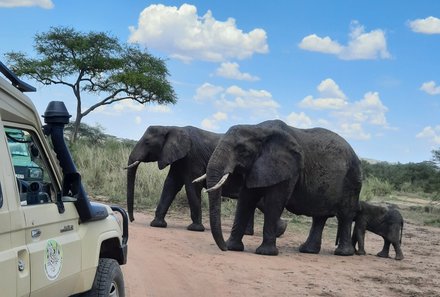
left=334, top=216, right=355, bottom=256
left=377, top=238, right=391, bottom=258
left=299, top=216, right=327, bottom=254
left=392, top=241, right=404, bottom=260
left=256, top=184, right=290, bottom=256
left=151, top=167, right=184, bottom=228
left=256, top=198, right=287, bottom=237
left=245, top=208, right=255, bottom=236
left=184, top=181, right=205, bottom=232
left=353, top=226, right=366, bottom=256
left=227, top=189, right=259, bottom=252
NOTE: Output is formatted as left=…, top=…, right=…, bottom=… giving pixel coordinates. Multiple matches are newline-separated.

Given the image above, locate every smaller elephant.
left=352, top=201, right=404, bottom=260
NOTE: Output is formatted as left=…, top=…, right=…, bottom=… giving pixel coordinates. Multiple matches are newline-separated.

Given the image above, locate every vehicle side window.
left=5, top=127, right=55, bottom=206
left=0, top=183, right=3, bottom=208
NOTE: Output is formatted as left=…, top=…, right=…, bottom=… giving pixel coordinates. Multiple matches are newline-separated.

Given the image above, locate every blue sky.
left=1, top=0, right=440, bottom=163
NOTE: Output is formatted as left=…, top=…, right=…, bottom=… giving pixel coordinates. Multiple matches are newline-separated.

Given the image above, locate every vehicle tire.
left=81, top=258, right=125, bottom=297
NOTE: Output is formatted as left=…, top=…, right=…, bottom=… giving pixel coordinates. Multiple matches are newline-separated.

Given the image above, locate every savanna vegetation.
left=68, top=123, right=440, bottom=227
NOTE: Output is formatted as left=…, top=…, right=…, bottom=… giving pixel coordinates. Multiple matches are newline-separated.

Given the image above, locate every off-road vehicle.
left=0, top=61, right=128, bottom=297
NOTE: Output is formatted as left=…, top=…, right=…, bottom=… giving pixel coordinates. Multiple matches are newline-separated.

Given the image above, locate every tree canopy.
left=5, top=26, right=177, bottom=142
left=361, top=159, right=440, bottom=194
left=433, top=148, right=440, bottom=168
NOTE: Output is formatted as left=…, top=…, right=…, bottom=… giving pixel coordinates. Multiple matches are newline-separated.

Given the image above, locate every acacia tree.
left=433, top=148, right=440, bottom=168
left=5, top=26, right=176, bottom=142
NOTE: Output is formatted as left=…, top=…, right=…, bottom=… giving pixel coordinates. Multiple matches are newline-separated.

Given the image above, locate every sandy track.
left=122, top=211, right=440, bottom=297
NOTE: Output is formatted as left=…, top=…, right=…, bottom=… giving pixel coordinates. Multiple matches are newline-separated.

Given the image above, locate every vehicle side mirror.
left=62, top=172, right=82, bottom=197
left=30, top=144, right=39, bottom=158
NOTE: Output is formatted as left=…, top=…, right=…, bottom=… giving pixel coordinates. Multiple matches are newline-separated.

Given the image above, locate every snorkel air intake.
left=43, top=101, right=108, bottom=222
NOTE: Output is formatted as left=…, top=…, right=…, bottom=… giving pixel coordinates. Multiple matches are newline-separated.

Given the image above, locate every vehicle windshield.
left=9, top=142, right=31, bottom=157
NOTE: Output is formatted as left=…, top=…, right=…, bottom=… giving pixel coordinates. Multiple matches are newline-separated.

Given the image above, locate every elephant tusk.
left=192, top=174, right=206, bottom=183
left=124, top=160, right=141, bottom=170
left=204, top=173, right=230, bottom=193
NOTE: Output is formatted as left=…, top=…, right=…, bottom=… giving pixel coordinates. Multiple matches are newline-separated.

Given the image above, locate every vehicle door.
left=4, top=125, right=82, bottom=297
left=0, top=116, right=30, bottom=297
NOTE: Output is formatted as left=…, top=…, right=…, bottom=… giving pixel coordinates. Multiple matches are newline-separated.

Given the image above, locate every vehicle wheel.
left=82, top=258, right=125, bottom=297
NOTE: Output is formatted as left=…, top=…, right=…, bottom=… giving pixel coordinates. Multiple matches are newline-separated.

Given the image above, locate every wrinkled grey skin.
left=126, top=125, right=287, bottom=235
left=206, top=120, right=362, bottom=256
left=352, top=201, right=404, bottom=260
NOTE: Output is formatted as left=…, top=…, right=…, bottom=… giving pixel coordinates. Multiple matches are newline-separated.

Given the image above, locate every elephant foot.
left=244, top=226, right=254, bottom=236
left=395, top=253, right=404, bottom=261
left=334, top=244, right=355, bottom=256
left=256, top=243, right=279, bottom=256
left=299, top=242, right=321, bottom=254
left=376, top=251, right=390, bottom=258
left=276, top=219, right=288, bottom=238
left=187, top=223, right=205, bottom=232
left=226, top=238, right=244, bottom=252
left=150, top=218, right=167, bottom=228
left=355, top=249, right=366, bottom=256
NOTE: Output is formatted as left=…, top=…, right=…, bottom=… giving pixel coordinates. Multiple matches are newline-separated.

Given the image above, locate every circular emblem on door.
left=44, top=239, right=63, bottom=280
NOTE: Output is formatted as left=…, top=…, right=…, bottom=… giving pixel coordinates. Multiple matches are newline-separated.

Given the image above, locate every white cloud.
left=300, top=96, right=348, bottom=110
left=299, top=21, right=390, bottom=60
left=0, top=0, right=53, bottom=8
left=218, top=86, right=280, bottom=115
left=111, top=100, right=171, bottom=113
left=194, top=83, right=224, bottom=101
left=201, top=112, right=228, bottom=130
left=195, top=83, right=280, bottom=130
left=299, top=79, right=348, bottom=109
left=352, top=92, right=388, bottom=126
left=286, top=112, right=313, bottom=128
left=147, top=105, right=172, bottom=113
left=416, top=126, right=440, bottom=144
left=297, top=78, right=389, bottom=141
left=113, top=100, right=145, bottom=112
left=339, top=123, right=371, bottom=140
left=409, top=16, right=440, bottom=34
left=420, top=81, right=440, bottom=95
left=135, top=116, right=142, bottom=125
left=214, top=62, right=259, bottom=81
left=298, top=34, right=343, bottom=54
left=317, top=78, right=347, bottom=99
left=128, top=4, right=268, bottom=62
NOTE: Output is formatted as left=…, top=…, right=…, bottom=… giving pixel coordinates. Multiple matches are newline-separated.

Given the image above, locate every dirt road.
left=122, top=210, right=440, bottom=297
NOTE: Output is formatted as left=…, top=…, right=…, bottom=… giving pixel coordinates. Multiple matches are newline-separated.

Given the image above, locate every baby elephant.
left=352, top=201, right=404, bottom=260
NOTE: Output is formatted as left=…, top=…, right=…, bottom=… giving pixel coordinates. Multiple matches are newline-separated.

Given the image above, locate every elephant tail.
left=335, top=219, right=341, bottom=246
left=400, top=220, right=404, bottom=244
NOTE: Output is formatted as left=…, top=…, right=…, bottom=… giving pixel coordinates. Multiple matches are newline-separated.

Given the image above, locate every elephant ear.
left=158, top=128, right=191, bottom=169
left=246, top=133, right=303, bottom=188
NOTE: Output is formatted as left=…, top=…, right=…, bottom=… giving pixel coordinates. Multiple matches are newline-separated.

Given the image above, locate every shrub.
left=360, top=176, right=393, bottom=201
left=70, top=138, right=168, bottom=208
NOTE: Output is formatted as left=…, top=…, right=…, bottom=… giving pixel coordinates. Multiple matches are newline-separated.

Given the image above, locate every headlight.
left=109, top=213, right=122, bottom=228
left=29, top=167, right=43, bottom=179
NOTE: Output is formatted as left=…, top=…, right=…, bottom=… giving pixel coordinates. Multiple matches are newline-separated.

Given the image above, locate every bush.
left=70, top=138, right=168, bottom=208
left=360, top=176, right=393, bottom=201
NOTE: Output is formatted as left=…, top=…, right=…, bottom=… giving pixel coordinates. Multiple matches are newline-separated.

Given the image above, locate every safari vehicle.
left=0, top=61, right=128, bottom=297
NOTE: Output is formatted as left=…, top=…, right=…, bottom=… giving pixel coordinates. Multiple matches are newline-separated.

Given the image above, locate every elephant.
left=126, top=125, right=287, bottom=235
left=203, top=119, right=362, bottom=256
left=352, top=201, right=404, bottom=260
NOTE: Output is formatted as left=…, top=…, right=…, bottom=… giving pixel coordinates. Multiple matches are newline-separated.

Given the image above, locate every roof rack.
left=0, top=61, right=36, bottom=93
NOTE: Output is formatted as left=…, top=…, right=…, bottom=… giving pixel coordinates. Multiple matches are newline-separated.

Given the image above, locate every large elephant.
left=126, top=125, right=287, bottom=235
left=204, top=119, right=362, bottom=256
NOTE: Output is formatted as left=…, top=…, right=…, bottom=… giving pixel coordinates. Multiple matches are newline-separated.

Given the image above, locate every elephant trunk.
left=207, top=174, right=227, bottom=251
left=126, top=157, right=140, bottom=222
left=207, top=147, right=234, bottom=251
